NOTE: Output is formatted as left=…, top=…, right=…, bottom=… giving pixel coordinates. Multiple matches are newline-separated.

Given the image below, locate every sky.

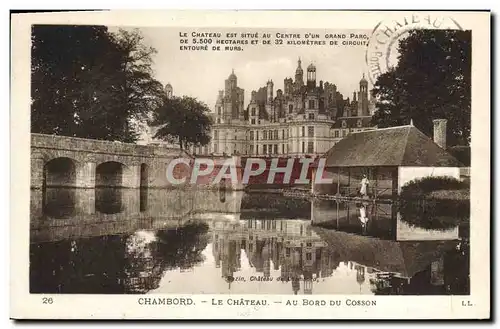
left=111, top=26, right=373, bottom=111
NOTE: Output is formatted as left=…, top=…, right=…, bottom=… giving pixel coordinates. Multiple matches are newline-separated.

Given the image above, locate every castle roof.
left=331, top=116, right=372, bottom=129
left=323, top=125, right=464, bottom=167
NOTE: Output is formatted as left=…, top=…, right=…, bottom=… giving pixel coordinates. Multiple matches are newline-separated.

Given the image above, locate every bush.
left=401, top=176, right=468, bottom=199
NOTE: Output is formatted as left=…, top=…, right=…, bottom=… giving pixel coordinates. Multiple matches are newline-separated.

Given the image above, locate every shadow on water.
left=311, top=199, right=396, bottom=240
left=95, top=188, right=123, bottom=214
left=44, top=188, right=77, bottom=219
left=30, top=221, right=210, bottom=294
left=29, top=188, right=470, bottom=295
left=398, top=198, right=470, bottom=234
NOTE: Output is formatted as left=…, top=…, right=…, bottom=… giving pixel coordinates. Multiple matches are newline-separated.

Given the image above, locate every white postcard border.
left=10, top=10, right=491, bottom=320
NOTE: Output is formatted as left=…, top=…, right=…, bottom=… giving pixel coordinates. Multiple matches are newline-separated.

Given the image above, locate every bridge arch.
left=96, top=161, right=126, bottom=187
left=44, top=157, right=78, bottom=187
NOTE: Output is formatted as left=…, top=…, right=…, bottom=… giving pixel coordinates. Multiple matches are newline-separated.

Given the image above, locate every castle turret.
left=307, top=63, right=316, bottom=89
left=266, top=80, right=274, bottom=103
left=295, top=58, right=304, bottom=85
left=164, top=83, right=173, bottom=99
left=358, top=73, right=369, bottom=116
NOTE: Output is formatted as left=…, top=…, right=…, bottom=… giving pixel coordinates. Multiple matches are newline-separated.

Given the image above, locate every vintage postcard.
left=10, top=10, right=490, bottom=320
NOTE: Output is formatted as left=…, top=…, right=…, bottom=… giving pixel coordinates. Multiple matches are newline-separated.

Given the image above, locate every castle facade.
left=202, top=59, right=375, bottom=157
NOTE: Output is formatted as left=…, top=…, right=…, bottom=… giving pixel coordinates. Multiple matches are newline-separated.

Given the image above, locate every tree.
left=31, top=26, right=163, bottom=142
left=371, top=30, right=471, bottom=146
left=151, top=96, right=213, bottom=150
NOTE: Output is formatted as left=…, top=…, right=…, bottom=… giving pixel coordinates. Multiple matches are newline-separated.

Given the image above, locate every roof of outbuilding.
left=323, top=125, right=464, bottom=167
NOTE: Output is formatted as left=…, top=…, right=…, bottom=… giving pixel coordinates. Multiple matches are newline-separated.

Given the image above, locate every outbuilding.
left=313, top=119, right=464, bottom=198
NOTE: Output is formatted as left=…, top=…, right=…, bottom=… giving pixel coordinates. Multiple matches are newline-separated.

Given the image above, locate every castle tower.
left=358, top=74, right=369, bottom=116
left=295, top=58, right=304, bottom=86
left=226, top=69, right=237, bottom=92
left=266, top=80, right=275, bottom=122
left=306, top=63, right=316, bottom=89
left=284, top=77, right=293, bottom=96
left=222, top=70, right=245, bottom=121
left=266, top=80, right=274, bottom=103
left=164, top=83, right=173, bottom=99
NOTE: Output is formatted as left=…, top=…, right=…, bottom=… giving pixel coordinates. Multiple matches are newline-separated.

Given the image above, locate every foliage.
left=151, top=96, right=213, bottom=150
left=400, top=176, right=468, bottom=199
left=447, top=146, right=471, bottom=166
left=371, top=29, right=471, bottom=146
left=31, top=26, right=163, bottom=142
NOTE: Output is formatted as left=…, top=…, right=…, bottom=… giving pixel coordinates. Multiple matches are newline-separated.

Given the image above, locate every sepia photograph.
left=10, top=10, right=490, bottom=319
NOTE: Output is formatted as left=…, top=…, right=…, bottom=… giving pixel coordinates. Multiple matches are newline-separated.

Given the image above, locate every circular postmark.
left=365, top=14, right=463, bottom=85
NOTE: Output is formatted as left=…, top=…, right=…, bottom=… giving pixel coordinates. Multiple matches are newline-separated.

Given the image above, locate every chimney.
left=433, top=119, right=447, bottom=149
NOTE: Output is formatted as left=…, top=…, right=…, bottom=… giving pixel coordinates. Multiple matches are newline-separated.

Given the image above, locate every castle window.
left=302, top=126, right=305, bottom=137
left=250, top=145, right=254, bottom=154
left=217, top=106, right=222, bottom=115
left=289, top=104, right=293, bottom=113
left=334, top=130, right=339, bottom=138
left=307, top=141, right=314, bottom=153
left=306, top=253, right=312, bottom=261
left=256, top=131, right=259, bottom=140
left=308, top=126, right=314, bottom=137
left=250, top=131, right=254, bottom=140
left=282, top=129, right=285, bottom=139
left=309, top=99, right=315, bottom=109
left=274, top=144, right=278, bottom=154
left=274, top=130, right=278, bottom=140
left=263, top=145, right=267, bottom=153
left=282, top=144, right=285, bottom=154
left=214, top=130, right=218, bottom=139
left=251, top=108, right=256, bottom=116
left=302, top=142, right=305, bottom=153
left=256, top=145, right=259, bottom=154
left=251, top=118, right=255, bottom=124
left=263, top=130, right=267, bottom=140
left=217, top=118, right=221, bottom=124
left=214, top=144, right=218, bottom=153
left=308, top=113, right=315, bottom=120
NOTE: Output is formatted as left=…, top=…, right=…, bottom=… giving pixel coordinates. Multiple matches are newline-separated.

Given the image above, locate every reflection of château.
left=211, top=219, right=339, bottom=295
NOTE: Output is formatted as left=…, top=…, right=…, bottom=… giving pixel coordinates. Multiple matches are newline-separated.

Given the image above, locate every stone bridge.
left=31, top=133, right=243, bottom=189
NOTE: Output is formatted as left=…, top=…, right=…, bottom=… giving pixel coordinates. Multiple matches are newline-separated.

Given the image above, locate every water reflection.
left=30, top=189, right=469, bottom=295
left=311, top=199, right=463, bottom=241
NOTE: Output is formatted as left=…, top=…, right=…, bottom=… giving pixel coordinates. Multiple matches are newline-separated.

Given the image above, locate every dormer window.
left=357, top=119, right=362, bottom=127
left=341, top=120, right=347, bottom=128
